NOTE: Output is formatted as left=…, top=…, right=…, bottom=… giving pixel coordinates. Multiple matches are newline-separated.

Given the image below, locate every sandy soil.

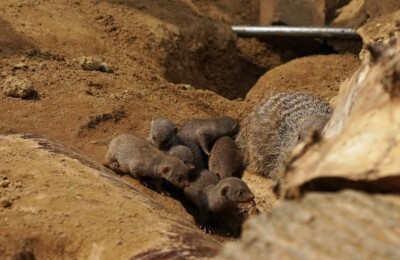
left=0, top=0, right=363, bottom=257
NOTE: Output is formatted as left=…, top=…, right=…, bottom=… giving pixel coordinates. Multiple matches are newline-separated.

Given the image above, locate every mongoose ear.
left=221, top=186, right=229, bottom=197
left=161, top=166, right=172, bottom=175
left=185, top=162, right=195, bottom=171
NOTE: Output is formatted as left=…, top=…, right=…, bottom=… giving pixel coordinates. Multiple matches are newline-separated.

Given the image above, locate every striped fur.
left=236, top=92, right=333, bottom=180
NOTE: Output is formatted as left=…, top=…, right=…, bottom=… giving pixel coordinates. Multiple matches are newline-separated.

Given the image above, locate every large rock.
left=0, top=133, right=221, bottom=259
left=218, top=191, right=400, bottom=259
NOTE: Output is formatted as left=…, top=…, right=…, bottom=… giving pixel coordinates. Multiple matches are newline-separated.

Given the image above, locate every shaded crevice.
left=284, top=176, right=400, bottom=199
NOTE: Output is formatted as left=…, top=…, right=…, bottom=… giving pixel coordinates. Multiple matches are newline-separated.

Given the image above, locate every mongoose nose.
left=248, top=193, right=255, bottom=201
left=182, top=180, right=190, bottom=188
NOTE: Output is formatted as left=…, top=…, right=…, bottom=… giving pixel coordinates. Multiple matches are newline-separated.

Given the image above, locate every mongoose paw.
left=104, top=161, right=120, bottom=171
left=199, top=224, right=212, bottom=233
left=157, top=189, right=171, bottom=197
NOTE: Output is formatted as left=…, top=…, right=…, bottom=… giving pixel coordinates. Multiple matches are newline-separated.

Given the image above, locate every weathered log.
left=217, top=191, right=400, bottom=259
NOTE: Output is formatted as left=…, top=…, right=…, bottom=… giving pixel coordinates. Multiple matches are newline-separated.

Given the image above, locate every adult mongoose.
left=236, top=92, right=333, bottom=180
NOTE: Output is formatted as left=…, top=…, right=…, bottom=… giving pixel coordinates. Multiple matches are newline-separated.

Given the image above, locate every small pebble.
left=0, top=180, right=10, bottom=188
left=80, top=56, right=113, bottom=73
left=12, top=62, right=29, bottom=71
left=1, top=199, right=12, bottom=208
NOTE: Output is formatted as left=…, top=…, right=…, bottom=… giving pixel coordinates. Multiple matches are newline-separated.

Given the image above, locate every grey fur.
left=104, top=134, right=190, bottom=192
left=168, top=145, right=195, bottom=170
left=209, top=136, right=244, bottom=179
left=184, top=172, right=254, bottom=234
left=236, top=92, right=333, bottom=180
left=177, top=116, right=239, bottom=169
left=149, top=117, right=179, bottom=150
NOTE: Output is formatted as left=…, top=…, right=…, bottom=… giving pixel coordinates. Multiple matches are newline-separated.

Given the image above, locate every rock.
left=1, top=199, right=11, bottom=208
left=0, top=179, right=10, bottom=188
left=217, top=191, right=400, bottom=259
left=357, top=10, right=400, bottom=45
left=332, top=0, right=400, bottom=28
left=12, top=62, right=29, bottom=71
left=332, top=0, right=367, bottom=28
left=1, top=76, right=36, bottom=99
left=0, top=133, right=221, bottom=259
left=80, top=56, right=112, bottom=73
left=280, top=36, right=400, bottom=198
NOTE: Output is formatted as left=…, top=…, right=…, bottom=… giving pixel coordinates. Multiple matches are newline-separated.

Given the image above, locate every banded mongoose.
left=178, top=116, right=239, bottom=155
left=177, top=116, right=239, bottom=169
left=236, top=92, right=333, bottom=180
left=150, top=116, right=239, bottom=170
left=168, top=145, right=195, bottom=171
left=149, top=117, right=179, bottom=150
left=104, top=134, right=190, bottom=193
left=184, top=170, right=254, bottom=235
left=208, top=136, right=244, bottom=179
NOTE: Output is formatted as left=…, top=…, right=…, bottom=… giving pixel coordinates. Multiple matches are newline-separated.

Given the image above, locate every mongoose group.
left=104, top=91, right=333, bottom=235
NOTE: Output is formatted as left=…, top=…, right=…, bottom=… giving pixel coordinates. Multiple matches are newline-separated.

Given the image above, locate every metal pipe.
left=231, top=26, right=361, bottom=39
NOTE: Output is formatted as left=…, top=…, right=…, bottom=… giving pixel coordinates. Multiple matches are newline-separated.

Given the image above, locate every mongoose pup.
left=168, top=145, right=195, bottom=171
left=178, top=116, right=239, bottom=156
left=150, top=116, right=239, bottom=169
left=149, top=117, right=179, bottom=150
left=184, top=171, right=254, bottom=235
left=236, top=92, right=333, bottom=180
left=208, top=136, right=244, bottom=179
left=104, top=134, right=190, bottom=193
left=177, top=116, right=239, bottom=169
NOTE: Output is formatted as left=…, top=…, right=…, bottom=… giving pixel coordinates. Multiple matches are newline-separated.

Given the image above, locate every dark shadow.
left=99, top=0, right=265, bottom=100
left=258, top=36, right=362, bottom=61
left=281, top=176, right=400, bottom=199
left=0, top=17, right=36, bottom=58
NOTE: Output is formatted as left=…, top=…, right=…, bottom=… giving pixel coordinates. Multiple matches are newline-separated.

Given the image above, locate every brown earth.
left=0, top=0, right=363, bottom=258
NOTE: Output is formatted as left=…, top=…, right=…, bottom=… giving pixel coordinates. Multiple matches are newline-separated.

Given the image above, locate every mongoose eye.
left=161, top=139, right=170, bottom=147
left=177, top=176, right=183, bottom=182
left=238, top=190, right=243, bottom=196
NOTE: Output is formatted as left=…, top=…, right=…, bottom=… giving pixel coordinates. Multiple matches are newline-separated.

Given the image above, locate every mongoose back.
left=208, top=136, right=244, bottom=179
left=178, top=116, right=239, bottom=155
left=149, top=117, right=179, bottom=150
left=104, top=134, right=190, bottom=192
left=177, top=116, right=239, bottom=169
left=168, top=145, right=195, bottom=171
left=236, top=92, right=333, bottom=180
